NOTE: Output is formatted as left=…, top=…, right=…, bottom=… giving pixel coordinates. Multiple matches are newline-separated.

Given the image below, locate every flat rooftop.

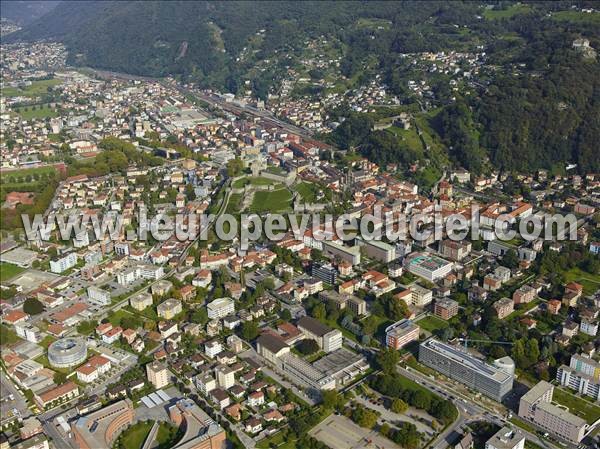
left=422, top=338, right=512, bottom=383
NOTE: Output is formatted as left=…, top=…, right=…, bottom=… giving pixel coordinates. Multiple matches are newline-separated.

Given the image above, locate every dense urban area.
left=0, top=2, right=600, bottom=449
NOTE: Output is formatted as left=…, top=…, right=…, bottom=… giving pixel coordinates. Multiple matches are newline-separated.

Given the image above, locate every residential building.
left=434, top=298, right=459, bottom=320
left=146, top=361, right=169, bottom=389
left=493, top=298, right=514, bottom=319
left=205, top=340, right=223, bottom=358
left=129, top=292, right=153, bottom=311
left=439, top=240, right=471, bottom=262
left=311, top=263, right=337, bottom=285
left=87, top=286, right=111, bottom=306
left=207, top=297, right=235, bottom=320
left=216, top=365, right=235, bottom=389
left=157, top=298, right=182, bottom=319
left=485, top=427, right=525, bottom=449
left=34, top=382, right=79, bottom=409
left=386, top=320, right=420, bottom=350
left=50, top=252, right=77, bottom=273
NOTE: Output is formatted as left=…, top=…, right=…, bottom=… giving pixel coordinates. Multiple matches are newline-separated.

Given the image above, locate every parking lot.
left=310, top=414, right=401, bottom=449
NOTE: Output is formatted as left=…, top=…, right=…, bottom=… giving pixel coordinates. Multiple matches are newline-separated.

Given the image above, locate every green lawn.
left=1, top=166, right=58, bottom=184
left=14, top=104, right=60, bottom=120
left=249, top=188, right=293, bottom=213
left=0, top=263, right=25, bottom=281
left=39, top=335, right=57, bottom=349
left=564, top=267, right=600, bottom=295
left=296, top=182, right=322, bottom=203
left=156, top=422, right=180, bottom=449
left=509, top=416, right=537, bottom=434
left=551, top=10, right=600, bottom=24
left=108, top=309, right=136, bottom=327
left=226, top=192, right=243, bottom=214
left=118, top=421, right=154, bottom=449
left=387, top=126, right=423, bottom=153
left=483, top=4, right=532, bottom=20
left=553, top=387, right=600, bottom=425
left=416, top=315, right=449, bottom=333
left=1, top=78, right=62, bottom=98
left=232, top=176, right=282, bottom=189
left=0, top=324, right=19, bottom=345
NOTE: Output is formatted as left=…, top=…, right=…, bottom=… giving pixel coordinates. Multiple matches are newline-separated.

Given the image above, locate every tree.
left=23, top=298, right=44, bottom=315
left=391, top=398, right=409, bottom=414
left=191, top=308, right=209, bottom=325
left=240, top=321, right=259, bottom=341
left=297, top=338, right=319, bottom=355
left=279, top=308, right=292, bottom=321
left=376, top=347, right=400, bottom=374
left=321, top=390, right=344, bottom=410
left=311, top=303, right=326, bottom=321
left=226, top=158, right=243, bottom=177
left=351, top=404, right=379, bottom=429
left=53, top=371, right=67, bottom=385
left=502, top=249, right=519, bottom=269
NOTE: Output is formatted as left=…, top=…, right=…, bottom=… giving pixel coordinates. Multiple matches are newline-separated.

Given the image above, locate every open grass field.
left=1, top=166, right=58, bottom=183
left=483, top=4, right=532, bottom=20
left=551, top=10, right=600, bottom=24
left=1, top=78, right=62, bottom=98
left=249, top=188, right=292, bottom=213
left=118, top=421, right=154, bottom=449
left=416, top=315, right=449, bottom=333
left=107, top=309, right=134, bottom=327
left=232, top=176, right=281, bottom=189
left=564, top=267, right=600, bottom=295
left=226, top=192, right=243, bottom=214
left=296, top=181, right=321, bottom=203
left=0, top=263, right=25, bottom=281
left=14, top=104, right=60, bottom=120
left=553, top=387, right=600, bottom=425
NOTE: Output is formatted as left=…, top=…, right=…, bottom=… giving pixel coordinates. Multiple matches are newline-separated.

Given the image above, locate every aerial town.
left=1, top=3, right=600, bottom=449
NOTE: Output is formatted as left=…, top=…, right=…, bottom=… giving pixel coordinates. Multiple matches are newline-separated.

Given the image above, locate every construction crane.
left=456, top=338, right=514, bottom=349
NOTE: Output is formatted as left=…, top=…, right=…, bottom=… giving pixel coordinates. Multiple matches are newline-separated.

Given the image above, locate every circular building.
left=48, top=338, right=87, bottom=368
left=493, top=356, right=516, bottom=377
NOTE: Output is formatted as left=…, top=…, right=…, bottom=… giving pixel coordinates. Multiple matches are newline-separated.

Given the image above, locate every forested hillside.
left=8, top=1, right=600, bottom=174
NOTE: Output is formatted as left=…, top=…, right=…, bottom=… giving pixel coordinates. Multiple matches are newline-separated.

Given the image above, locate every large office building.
left=357, top=238, right=396, bottom=263
left=385, top=319, right=420, bottom=350
left=518, top=381, right=587, bottom=444
left=48, top=338, right=87, bottom=368
left=72, top=399, right=134, bottom=449
left=297, top=316, right=342, bottom=353
left=404, top=253, right=453, bottom=282
left=418, top=338, right=514, bottom=402
left=322, top=241, right=361, bottom=266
